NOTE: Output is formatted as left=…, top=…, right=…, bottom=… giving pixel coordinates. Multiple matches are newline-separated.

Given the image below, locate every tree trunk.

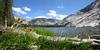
left=4, top=0, right=14, bottom=28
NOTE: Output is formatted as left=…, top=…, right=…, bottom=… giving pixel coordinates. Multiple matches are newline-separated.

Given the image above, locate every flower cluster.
left=17, top=18, right=24, bottom=24
left=11, top=18, right=33, bottom=33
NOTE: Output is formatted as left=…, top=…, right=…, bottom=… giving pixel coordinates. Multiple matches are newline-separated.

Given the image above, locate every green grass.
left=36, top=37, right=93, bottom=50
left=0, top=31, right=34, bottom=50
left=0, top=31, right=93, bottom=50
left=34, top=29, right=55, bottom=36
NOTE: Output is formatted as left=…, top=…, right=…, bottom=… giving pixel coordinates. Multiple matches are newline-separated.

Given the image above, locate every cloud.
left=47, top=10, right=67, bottom=20
left=12, top=7, right=27, bottom=14
left=23, top=7, right=31, bottom=12
left=47, top=10, right=57, bottom=17
left=12, top=7, right=31, bottom=16
left=33, top=10, right=67, bottom=20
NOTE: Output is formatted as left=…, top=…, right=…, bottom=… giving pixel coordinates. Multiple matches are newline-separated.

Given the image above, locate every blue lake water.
left=18, top=25, right=81, bottom=36
left=18, top=25, right=99, bottom=37
left=33, top=27, right=81, bottom=36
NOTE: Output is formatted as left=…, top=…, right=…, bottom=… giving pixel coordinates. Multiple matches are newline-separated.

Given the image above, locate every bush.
left=0, top=31, right=34, bottom=50
left=0, top=31, right=93, bottom=50
left=63, top=42, right=93, bottom=50
left=36, top=37, right=93, bottom=50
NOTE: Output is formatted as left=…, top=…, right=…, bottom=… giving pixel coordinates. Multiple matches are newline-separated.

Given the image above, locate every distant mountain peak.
left=29, top=18, right=63, bottom=25
left=79, top=0, right=100, bottom=13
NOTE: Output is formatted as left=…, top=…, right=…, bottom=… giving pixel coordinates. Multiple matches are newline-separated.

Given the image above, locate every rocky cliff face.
left=64, top=0, right=100, bottom=27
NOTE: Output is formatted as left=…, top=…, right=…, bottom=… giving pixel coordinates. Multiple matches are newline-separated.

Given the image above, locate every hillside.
left=63, top=0, right=100, bottom=27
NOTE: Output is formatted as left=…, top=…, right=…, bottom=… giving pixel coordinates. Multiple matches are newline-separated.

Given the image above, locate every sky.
left=13, top=0, right=95, bottom=20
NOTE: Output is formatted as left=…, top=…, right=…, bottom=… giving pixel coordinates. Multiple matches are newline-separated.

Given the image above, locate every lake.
left=18, top=25, right=99, bottom=37
left=32, top=26, right=81, bottom=36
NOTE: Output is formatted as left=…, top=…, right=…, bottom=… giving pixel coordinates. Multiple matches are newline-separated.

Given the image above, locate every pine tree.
left=3, top=0, right=15, bottom=28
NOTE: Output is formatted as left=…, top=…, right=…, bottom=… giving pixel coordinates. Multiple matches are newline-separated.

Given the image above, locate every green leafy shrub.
left=79, top=43, right=93, bottom=50
left=0, top=31, right=93, bottom=50
left=0, top=31, right=34, bottom=50
left=36, top=37, right=93, bottom=50
left=65, top=42, right=93, bottom=50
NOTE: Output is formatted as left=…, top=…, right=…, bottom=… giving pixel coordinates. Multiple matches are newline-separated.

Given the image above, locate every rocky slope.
left=63, top=0, right=100, bottom=27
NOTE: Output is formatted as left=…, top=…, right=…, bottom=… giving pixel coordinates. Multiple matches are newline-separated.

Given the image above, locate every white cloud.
left=12, top=7, right=31, bottom=16
left=12, top=7, right=27, bottom=14
left=23, top=7, right=31, bottom=12
left=47, top=10, right=68, bottom=20
left=47, top=10, right=57, bottom=17
left=27, top=10, right=67, bottom=20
